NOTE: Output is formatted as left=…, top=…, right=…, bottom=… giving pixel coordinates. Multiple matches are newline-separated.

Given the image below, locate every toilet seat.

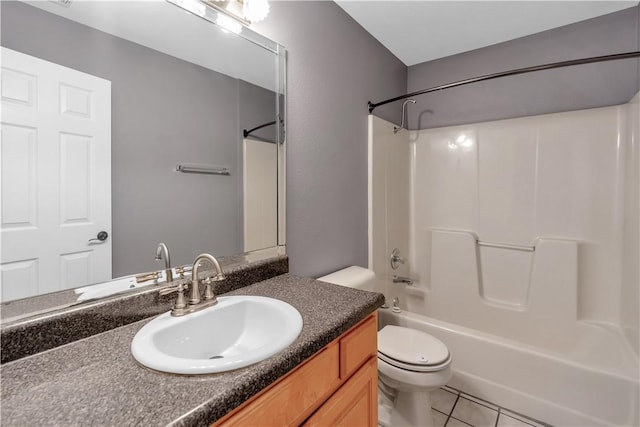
left=378, top=325, right=451, bottom=372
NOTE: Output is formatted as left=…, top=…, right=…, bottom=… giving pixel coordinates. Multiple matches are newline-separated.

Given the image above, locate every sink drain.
left=209, top=355, right=224, bottom=359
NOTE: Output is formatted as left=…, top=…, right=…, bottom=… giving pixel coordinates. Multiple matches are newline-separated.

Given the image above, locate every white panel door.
left=243, top=138, right=277, bottom=252
left=1, top=47, right=111, bottom=301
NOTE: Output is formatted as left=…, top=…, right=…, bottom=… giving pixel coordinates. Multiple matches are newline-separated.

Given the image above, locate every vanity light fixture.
left=242, top=0, right=269, bottom=23
left=217, top=14, right=243, bottom=34
left=175, top=0, right=207, bottom=17
left=204, top=0, right=270, bottom=24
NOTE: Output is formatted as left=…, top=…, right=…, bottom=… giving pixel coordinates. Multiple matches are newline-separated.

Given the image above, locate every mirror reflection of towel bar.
left=176, top=164, right=230, bottom=175
left=476, top=240, right=535, bottom=252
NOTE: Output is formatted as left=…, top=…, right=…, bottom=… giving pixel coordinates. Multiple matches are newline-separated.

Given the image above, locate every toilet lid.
left=378, top=325, right=450, bottom=367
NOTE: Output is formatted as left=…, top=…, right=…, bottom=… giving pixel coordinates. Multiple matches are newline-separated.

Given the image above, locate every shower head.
left=394, top=99, right=417, bottom=134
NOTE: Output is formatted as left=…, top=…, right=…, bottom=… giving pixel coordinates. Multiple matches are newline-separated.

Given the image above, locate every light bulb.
left=242, top=0, right=269, bottom=23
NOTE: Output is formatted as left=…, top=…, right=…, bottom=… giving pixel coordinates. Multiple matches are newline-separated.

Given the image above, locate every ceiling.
left=334, top=1, right=638, bottom=66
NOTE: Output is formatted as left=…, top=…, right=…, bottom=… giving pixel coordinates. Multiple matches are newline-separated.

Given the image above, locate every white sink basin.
left=131, top=296, right=303, bottom=374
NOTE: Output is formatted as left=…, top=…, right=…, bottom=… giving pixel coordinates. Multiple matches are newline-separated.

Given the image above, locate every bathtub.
left=378, top=308, right=640, bottom=427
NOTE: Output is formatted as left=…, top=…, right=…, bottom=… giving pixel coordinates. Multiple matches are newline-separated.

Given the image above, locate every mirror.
left=0, top=0, right=286, bottom=318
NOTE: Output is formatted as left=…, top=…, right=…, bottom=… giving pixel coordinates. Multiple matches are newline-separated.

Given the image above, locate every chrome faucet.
left=393, top=275, right=413, bottom=286
left=155, top=243, right=173, bottom=282
left=189, top=253, right=225, bottom=305
left=159, top=253, right=225, bottom=317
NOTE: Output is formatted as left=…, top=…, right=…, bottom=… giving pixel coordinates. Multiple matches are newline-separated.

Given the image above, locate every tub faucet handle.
left=390, top=248, right=405, bottom=270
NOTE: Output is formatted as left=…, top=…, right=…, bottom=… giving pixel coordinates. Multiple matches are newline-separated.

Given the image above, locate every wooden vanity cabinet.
left=302, top=357, right=377, bottom=427
left=214, top=312, right=378, bottom=427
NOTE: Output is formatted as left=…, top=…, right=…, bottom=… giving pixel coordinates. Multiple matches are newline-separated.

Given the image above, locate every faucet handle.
left=390, top=248, right=406, bottom=270
left=202, top=277, right=217, bottom=301
left=136, top=271, right=159, bottom=284
left=174, top=266, right=192, bottom=279
left=159, top=283, right=188, bottom=309
left=212, top=273, right=226, bottom=282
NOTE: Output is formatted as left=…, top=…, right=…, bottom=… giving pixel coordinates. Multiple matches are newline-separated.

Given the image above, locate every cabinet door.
left=216, top=343, right=340, bottom=427
left=303, top=357, right=377, bottom=427
left=339, top=314, right=377, bottom=379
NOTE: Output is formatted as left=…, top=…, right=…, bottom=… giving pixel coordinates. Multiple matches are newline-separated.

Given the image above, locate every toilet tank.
left=317, top=266, right=377, bottom=291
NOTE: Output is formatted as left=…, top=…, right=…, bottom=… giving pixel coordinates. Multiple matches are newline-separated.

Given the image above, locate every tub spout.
left=393, top=275, right=413, bottom=286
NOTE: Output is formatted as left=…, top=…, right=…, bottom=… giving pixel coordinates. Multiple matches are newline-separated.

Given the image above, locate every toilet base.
left=378, top=387, right=434, bottom=427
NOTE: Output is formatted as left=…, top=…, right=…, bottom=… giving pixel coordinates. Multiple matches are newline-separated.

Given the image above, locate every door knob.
left=89, top=231, right=109, bottom=243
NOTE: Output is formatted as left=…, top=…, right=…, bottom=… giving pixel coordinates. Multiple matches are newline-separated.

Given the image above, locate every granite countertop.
left=1, top=256, right=289, bottom=364
left=0, top=274, right=384, bottom=426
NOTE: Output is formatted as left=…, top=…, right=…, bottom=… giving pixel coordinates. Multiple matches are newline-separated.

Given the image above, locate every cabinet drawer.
left=339, top=313, right=377, bottom=379
left=216, top=342, right=340, bottom=427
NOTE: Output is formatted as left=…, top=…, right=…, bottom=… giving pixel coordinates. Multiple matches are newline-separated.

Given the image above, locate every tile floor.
left=430, top=386, right=550, bottom=427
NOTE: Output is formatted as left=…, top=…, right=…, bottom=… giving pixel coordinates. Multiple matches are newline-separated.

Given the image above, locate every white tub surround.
left=621, top=93, right=640, bottom=358
left=368, top=94, right=640, bottom=426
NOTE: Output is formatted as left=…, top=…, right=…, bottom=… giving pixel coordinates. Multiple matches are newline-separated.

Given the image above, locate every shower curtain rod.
left=243, top=120, right=277, bottom=138
left=367, top=51, right=640, bottom=113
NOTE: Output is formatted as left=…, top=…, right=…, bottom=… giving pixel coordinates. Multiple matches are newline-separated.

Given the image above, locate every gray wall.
left=1, top=2, right=276, bottom=276
left=239, top=81, right=279, bottom=143
left=407, top=6, right=640, bottom=129
left=254, top=1, right=406, bottom=277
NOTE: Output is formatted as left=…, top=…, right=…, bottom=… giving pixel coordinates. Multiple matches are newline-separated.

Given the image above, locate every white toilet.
left=377, top=325, right=452, bottom=426
left=318, top=266, right=452, bottom=427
